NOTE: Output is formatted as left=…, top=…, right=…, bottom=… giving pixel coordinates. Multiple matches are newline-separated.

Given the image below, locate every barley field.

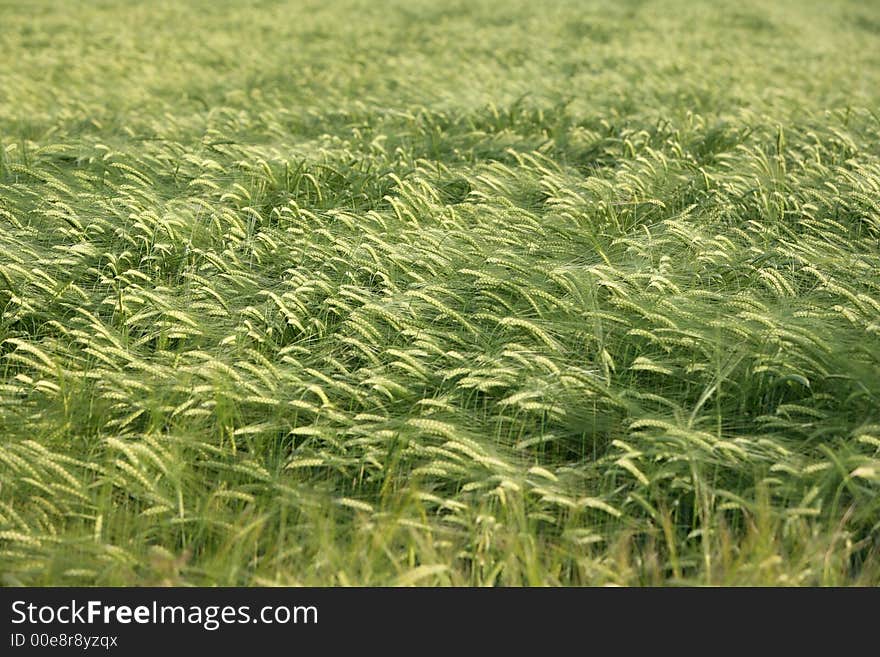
left=1, top=0, right=879, bottom=586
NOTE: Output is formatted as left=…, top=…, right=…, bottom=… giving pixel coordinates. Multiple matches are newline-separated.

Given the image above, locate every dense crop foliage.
left=1, top=0, right=879, bottom=585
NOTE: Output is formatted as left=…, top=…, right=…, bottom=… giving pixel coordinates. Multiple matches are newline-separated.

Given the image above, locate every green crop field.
left=1, top=0, right=879, bottom=586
